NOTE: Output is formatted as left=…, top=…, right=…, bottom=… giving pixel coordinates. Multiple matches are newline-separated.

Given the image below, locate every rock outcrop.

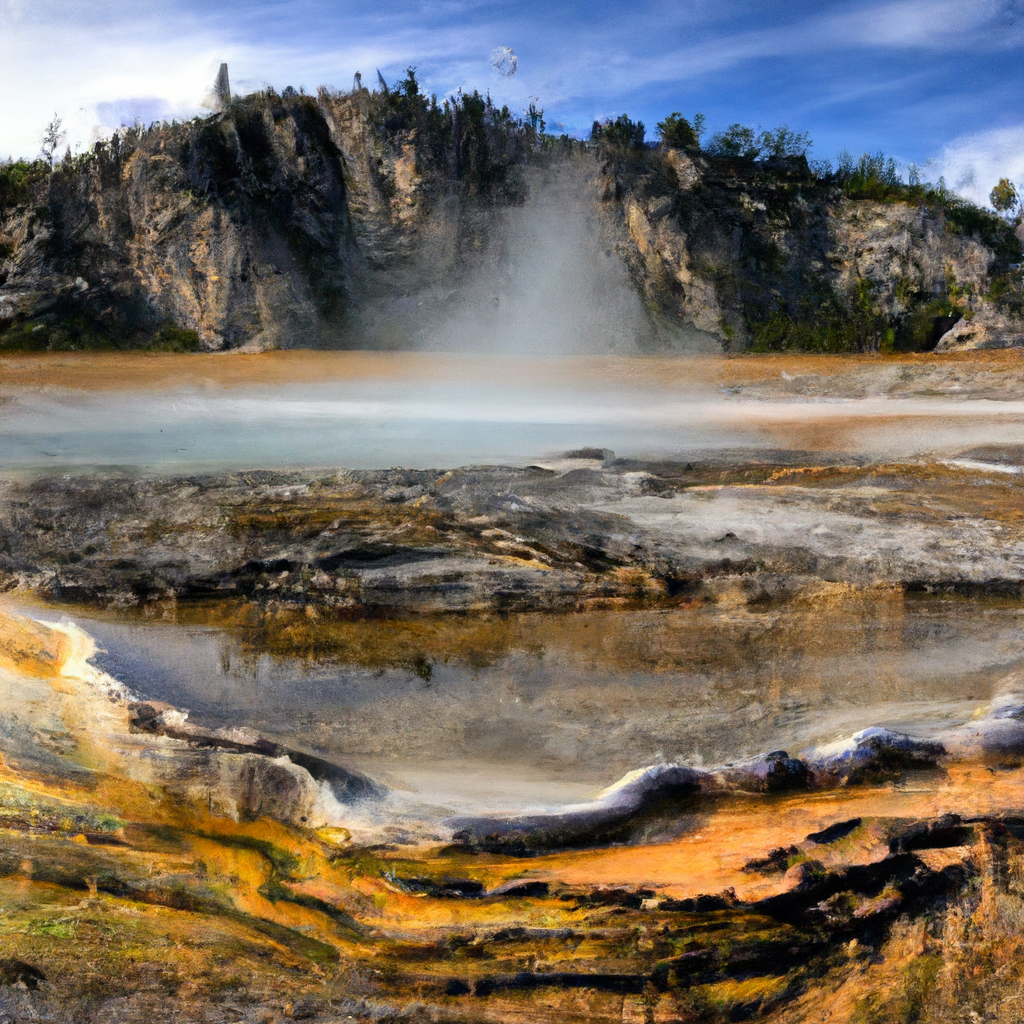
left=604, top=149, right=1024, bottom=351
left=8, top=455, right=1024, bottom=616
left=0, top=87, right=535, bottom=352
left=448, top=730, right=947, bottom=852
left=4, top=91, right=1023, bottom=352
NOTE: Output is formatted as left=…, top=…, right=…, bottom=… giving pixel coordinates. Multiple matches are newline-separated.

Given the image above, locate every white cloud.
left=929, top=124, right=1024, bottom=207
left=520, top=0, right=1021, bottom=116
left=819, top=0, right=1013, bottom=48
left=0, top=0, right=1021, bottom=159
left=0, top=7, right=226, bottom=158
left=0, top=2, right=500, bottom=158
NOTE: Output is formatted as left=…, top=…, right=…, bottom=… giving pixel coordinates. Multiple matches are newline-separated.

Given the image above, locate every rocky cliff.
left=605, top=148, right=1024, bottom=351
left=0, top=84, right=540, bottom=351
left=2, top=87, right=1022, bottom=352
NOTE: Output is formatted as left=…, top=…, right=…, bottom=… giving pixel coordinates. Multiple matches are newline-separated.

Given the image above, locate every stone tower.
left=213, top=63, right=231, bottom=110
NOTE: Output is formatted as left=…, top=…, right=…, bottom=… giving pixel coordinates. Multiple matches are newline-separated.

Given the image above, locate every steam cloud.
left=351, top=157, right=720, bottom=356
left=422, top=161, right=647, bottom=355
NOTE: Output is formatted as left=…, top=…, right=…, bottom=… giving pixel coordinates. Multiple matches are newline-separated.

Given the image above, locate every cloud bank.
left=930, top=125, right=1024, bottom=208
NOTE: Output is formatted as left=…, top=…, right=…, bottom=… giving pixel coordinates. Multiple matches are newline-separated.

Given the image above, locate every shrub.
left=656, top=112, right=702, bottom=151
left=592, top=114, right=646, bottom=150
left=0, top=159, right=49, bottom=220
left=147, top=324, right=202, bottom=352
left=757, top=125, right=811, bottom=160
left=832, top=150, right=903, bottom=199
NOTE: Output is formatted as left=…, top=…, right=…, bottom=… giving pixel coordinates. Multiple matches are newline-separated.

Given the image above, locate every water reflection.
left=26, top=593, right=1024, bottom=813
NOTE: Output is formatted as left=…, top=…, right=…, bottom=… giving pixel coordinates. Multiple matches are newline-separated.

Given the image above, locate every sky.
left=1, top=0, right=1022, bottom=206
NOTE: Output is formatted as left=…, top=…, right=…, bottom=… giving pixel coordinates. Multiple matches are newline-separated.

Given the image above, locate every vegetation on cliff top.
left=360, top=67, right=564, bottom=201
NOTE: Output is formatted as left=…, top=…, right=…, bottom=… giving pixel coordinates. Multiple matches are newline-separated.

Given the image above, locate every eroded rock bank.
left=0, top=607, right=380, bottom=829
left=6, top=454, right=1024, bottom=616
left=5, top=605, right=1024, bottom=1023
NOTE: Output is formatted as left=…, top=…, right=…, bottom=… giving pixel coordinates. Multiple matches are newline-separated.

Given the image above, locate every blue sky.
left=2, top=0, right=1022, bottom=204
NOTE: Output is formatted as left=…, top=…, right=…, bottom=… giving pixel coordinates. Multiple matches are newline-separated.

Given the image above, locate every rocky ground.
left=4, top=449, right=1024, bottom=617
left=0, top=447, right=1023, bottom=1019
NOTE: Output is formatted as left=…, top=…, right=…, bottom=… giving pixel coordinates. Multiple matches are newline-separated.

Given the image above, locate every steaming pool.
left=8, top=349, right=1024, bottom=823
left=4, top=351, right=1024, bottom=472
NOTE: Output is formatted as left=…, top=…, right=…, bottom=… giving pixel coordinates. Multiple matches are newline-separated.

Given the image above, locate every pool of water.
left=22, top=595, right=1024, bottom=816
left=4, top=354, right=1024, bottom=473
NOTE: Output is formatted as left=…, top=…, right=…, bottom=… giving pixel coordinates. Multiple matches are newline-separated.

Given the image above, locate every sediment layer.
left=5, top=453, right=1024, bottom=616
left=2, top=604, right=1024, bottom=1022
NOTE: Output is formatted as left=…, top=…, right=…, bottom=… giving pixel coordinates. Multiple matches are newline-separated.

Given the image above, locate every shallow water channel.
left=25, top=593, right=1024, bottom=817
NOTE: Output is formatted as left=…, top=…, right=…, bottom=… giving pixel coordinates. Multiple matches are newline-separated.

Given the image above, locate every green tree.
left=990, top=177, right=1019, bottom=219
left=592, top=114, right=645, bottom=150
left=707, top=123, right=758, bottom=159
left=656, top=112, right=700, bottom=151
left=757, top=124, right=811, bottom=159
left=0, top=159, right=48, bottom=219
left=526, top=100, right=545, bottom=135
left=834, top=150, right=902, bottom=197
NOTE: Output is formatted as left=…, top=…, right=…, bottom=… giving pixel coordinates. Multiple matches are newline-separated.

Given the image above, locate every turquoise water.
left=4, top=371, right=1024, bottom=473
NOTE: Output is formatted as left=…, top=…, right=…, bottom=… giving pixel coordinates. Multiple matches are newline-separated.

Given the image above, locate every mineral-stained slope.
left=4, top=601, right=1024, bottom=1023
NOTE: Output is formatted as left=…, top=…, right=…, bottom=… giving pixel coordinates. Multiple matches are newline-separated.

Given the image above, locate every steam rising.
left=353, top=158, right=718, bottom=355
left=424, top=162, right=648, bottom=354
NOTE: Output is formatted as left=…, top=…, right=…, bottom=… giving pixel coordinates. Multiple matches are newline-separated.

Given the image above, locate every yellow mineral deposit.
left=2, top=601, right=1024, bottom=1021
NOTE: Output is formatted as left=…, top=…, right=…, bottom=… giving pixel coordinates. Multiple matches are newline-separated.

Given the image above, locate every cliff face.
left=1, top=96, right=353, bottom=350
left=2, top=95, right=1022, bottom=352
left=0, top=89, right=525, bottom=351
left=607, top=149, right=1024, bottom=351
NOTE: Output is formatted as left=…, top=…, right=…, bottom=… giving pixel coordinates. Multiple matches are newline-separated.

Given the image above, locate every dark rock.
left=574, top=888, right=656, bottom=910
left=488, top=880, right=550, bottom=898
left=128, top=701, right=384, bottom=804
left=743, top=846, right=799, bottom=874
left=807, top=728, right=945, bottom=783
left=0, top=959, right=45, bottom=990
left=807, top=818, right=862, bottom=845
left=397, top=877, right=485, bottom=899
left=473, top=971, right=647, bottom=996
left=660, top=890, right=739, bottom=912
left=887, top=814, right=973, bottom=854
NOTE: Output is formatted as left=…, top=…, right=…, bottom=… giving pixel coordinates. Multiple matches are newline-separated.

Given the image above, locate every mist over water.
left=6, top=360, right=1024, bottom=472
left=5, top=158, right=1024, bottom=473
